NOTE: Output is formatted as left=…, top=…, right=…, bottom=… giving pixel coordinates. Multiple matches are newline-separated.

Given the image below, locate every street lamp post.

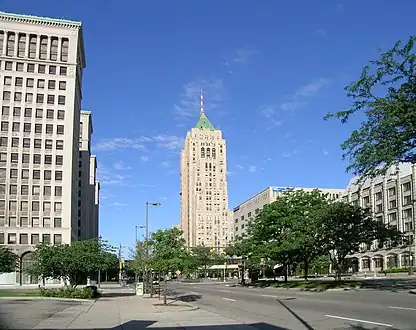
left=145, top=201, right=161, bottom=297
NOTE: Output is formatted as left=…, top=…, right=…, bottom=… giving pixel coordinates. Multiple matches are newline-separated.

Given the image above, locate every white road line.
left=221, top=297, right=236, bottom=302
left=325, top=315, right=393, bottom=327
left=220, top=289, right=231, bottom=293
left=261, top=294, right=278, bottom=298
left=389, top=306, right=416, bottom=311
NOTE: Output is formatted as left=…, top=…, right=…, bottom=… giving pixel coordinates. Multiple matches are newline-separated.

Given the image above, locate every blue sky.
left=3, top=1, right=414, bottom=251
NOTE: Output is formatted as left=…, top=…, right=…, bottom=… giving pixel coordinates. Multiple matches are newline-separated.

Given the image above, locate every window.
left=44, top=186, right=51, bottom=196
left=1, top=106, right=10, bottom=116
left=25, top=93, right=33, bottom=103
left=43, top=217, right=51, bottom=228
left=20, top=201, right=28, bottom=211
left=11, top=153, right=18, bottom=163
left=61, top=38, right=69, bottom=62
left=8, top=234, right=16, bottom=244
left=45, top=140, right=53, bottom=149
left=34, top=139, right=41, bottom=148
left=57, top=125, right=64, bottom=135
left=47, top=109, right=54, bottom=119
left=40, top=36, right=48, bottom=60
left=26, top=78, right=34, bottom=88
left=23, top=123, right=31, bottom=133
left=12, top=122, right=20, bottom=132
left=9, top=185, right=17, bottom=195
left=57, top=110, right=65, bottom=120
left=55, top=155, right=63, bottom=165
left=4, top=76, right=12, bottom=86
left=60, top=67, right=67, bottom=75
left=20, top=217, right=28, bottom=227
left=4, top=61, right=14, bottom=71
left=43, top=202, right=51, bottom=212
left=22, top=154, right=30, bottom=163
left=44, top=155, right=52, bottom=165
left=56, top=140, right=64, bottom=150
left=55, top=186, right=62, bottom=196
left=33, top=154, right=41, bottom=164
left=20, top=234, right=29, bottom=245
left=17, top=34, right=26, bottom=57
left=54, top=202, right=62, bottom=212
left=34, top=124, right=42, bottom=134
left=48, top=80, right=56, bottom=90
left=46, top=124, right=53, bottom=134
left=1, top=122, right=8, bottom=132
left=36, top=108, right=43, bottom=118
left=29, top=35, right=37, bottom=59
left=3, top=91, right=11, bottom=100
left=54, top=217, right=62, bottom=228
left=37, top=79, right=45, bottom=88
left=58, top=95, right=66, bottom=105
left=54, top=234, right=62, bottom=245
left=0, top=153, right=7, bottom=162
left=23, top=138, right=30, bottom=148
left=0, top=233, right=4, bottom=244
left=49, top=66, right=56, bottom=75
left=59, top=81, right=66, bottom=90
left=16, top=63, right=24, bottom=71
left=24, top=108, right=32, bottom=118
left=21, top=185, right=29, bottom=195
left=9, top=201, right=17, bottom=212
left=55, top=171, right=63, bottom=181
left=0, top=137, right=7, bottom=147
left=47, top=95, right=55, bottom=105
left=31, top=234, right=39, bottom=244
left=11, top=138, right=18, bottom=149
left=50, top=37, right=58, bottom=61
left=36, top=94, right=44, bottom=104
left=32, top=201, right=40, bottom=211
left=27, top=63, right=35, bottom=73
left=33, top=170, right=41, bottom=180
left=15, top=92, right=22, bottom=102
left=15, top=77, right=23, bottom=87
left=13, top=107, right=21, bottom=117
left=21, top=169, right=29, bottom=179
left=38, top=64, right=46, bottom=73
left=44, top=170, right=52, bottom=180
left=42, top=234, right=50, bottom=244
left=6, top=32, right=15, bottom=56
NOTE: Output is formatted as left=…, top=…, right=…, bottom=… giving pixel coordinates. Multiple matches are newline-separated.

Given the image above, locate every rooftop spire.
left=200, top=89, right=204, bottom=116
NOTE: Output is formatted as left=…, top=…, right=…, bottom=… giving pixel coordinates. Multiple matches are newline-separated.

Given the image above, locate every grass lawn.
left=0, top=289, right=41, bottom=297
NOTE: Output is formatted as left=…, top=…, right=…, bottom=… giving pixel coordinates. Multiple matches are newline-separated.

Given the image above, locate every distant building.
left=233, top=186, right=344, bottom=238
left=180, top=91, right=233, bottom=250
left=343, top=163, right=416, bottom=272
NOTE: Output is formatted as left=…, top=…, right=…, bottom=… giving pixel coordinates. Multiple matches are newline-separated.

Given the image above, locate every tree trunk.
left=303, top=258, right=309, bottom=281
left=163, top=274, right=167, bottom=305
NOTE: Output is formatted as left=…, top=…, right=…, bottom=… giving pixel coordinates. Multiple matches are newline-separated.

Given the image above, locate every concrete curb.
left=0, top=296, right=96, bottom=302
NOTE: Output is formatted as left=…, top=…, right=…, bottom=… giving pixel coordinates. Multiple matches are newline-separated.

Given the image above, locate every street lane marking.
left=220, top=289, right=231, bottom=293
left=261, top=294, right=278, bottom=298
left=325, top=315, right=393, bottom=327
left=389, top=306, right=416, bottom=311
left=221, top=297, right=236, bottom=302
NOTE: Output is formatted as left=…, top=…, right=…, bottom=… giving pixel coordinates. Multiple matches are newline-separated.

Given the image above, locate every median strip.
left=325, top=314, right=393, bottom=327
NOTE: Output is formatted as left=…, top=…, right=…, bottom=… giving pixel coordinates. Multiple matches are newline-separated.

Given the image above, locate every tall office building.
left=0, top=12, right=96, bottom=285
left=180, top=92, right=232, bottom=249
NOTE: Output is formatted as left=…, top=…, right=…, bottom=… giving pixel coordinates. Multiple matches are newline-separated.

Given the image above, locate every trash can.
left=135, top=282, right=144, bottom=296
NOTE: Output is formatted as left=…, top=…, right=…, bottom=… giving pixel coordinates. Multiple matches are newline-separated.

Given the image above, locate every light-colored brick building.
left=180, top=92, right=233, bottom=250
left=0, top=12, right=99, bottom=285
left=233, top=186, right=344, bottom=238
left=344, top=163, right=416, bottom=272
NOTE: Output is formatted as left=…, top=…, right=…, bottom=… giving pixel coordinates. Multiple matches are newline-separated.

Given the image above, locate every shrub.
left=386, top=267, right=412, bottom=273
left=39, top=286, right=100, bottom=299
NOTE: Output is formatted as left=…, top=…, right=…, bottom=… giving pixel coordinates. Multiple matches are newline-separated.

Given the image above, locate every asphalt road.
left=169, top=282, right=416, bottom=330
left=0, top=299, right=81, bottom=329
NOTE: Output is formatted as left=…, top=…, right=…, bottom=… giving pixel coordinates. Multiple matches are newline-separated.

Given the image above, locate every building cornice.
left=0, top=11, right=82, bottom=29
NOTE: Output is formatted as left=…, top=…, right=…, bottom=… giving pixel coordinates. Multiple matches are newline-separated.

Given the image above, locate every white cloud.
left=282, top=149, right=300, bottom=158
left=248, top=165, right=257, bottom=173
left=97, top=163, right=131, bottom=186
left=113, top=161, right=133, bottom=170
left=236, top=164, right=244, bottom=170
left=314, top=29, right=327, bottom=38
left=261, top=78, right=330, bottom=122
left=140, top=156, right=149, bottom=163
left=173, top=79, right=224, bottom=119
left=108, top=202, right=128, bottom=207
left=322, top=149, right=329, bottom=156
left=94, top=135, right=184, bottom=152
left=226, top=48, right=258, bottom=66
left=226, top=171, right=235, bottom=176
left=160, top=161, right=171, bottom=168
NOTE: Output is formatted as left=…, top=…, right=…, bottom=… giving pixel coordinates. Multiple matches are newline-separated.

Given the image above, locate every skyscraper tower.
left=180, top=91, right=232, bottom=249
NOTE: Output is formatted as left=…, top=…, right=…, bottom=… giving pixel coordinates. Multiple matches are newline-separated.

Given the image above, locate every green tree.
left=318, top=201, right=402, bottom=280
left=0, top=247, right=18, bottom=274
left=191, top=246, right=212, bottom=277
left=28, top=238, right=115, bottom=287
left=129, top=240, right=154, bottom=280
left=325, top=36, right=416, bottom=181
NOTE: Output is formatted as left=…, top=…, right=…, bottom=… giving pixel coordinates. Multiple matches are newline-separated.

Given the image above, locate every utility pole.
left=118, top=244, right=124, bottom=286
left=145, top=201, right=161, bottom=297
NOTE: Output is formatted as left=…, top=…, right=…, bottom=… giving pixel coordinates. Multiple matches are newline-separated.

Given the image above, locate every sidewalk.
left=32, top=287, right=258, bottom=329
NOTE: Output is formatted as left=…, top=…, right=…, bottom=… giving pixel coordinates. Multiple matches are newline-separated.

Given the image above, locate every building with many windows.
left=343, top=163, right=416, bottom=273
left=0, top=12, right=99, bottom=285
left=233, top=186, right=345, bottom=238
left=180, top=92, right=233, bottom=250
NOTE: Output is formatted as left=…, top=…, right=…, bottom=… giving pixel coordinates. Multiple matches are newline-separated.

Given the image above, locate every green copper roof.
left=195, top=113, right=215, bottom=130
